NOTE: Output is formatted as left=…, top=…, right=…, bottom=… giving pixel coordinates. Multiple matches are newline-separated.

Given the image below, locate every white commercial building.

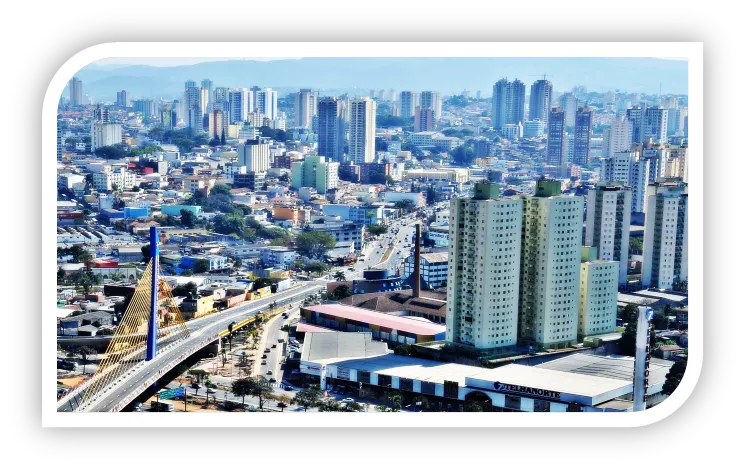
left=404, top=251, right=449, bottom=289
left=602, top=118, right=633, bottom=158
left=641, top=179, right=688, bottom=290
left=585, top=183, right=632, bottom=284
left=446, top=183, right=523, bottom=349
left=600, top=152, right=650, bottom=214
left=501, top=123, right=523, bottom=140
left=519, top=179, right=583, bottom=348
left=349, top=97, right=376, bottom=164
left=91, top=122, right=122, bottom=151
left=238, top=140, right=270, bottom=173
left=92, top=168, right=135, bottom=192
left=579, top=253, right=619, bottom=339
left=57, top=173, right=85, bottom=190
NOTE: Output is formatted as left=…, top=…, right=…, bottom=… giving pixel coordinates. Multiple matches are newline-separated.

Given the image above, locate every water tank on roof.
left=363, top=269, right=392, bottom=281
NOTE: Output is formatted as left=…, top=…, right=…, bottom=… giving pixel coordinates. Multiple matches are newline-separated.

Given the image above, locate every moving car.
left=264, top=348, right=271, bottom=353
left=266, top=370, right=273, bottom=375
left=269, top=377, right=277, bottom=383
left=271, top=344, right=277, bottom=348
left=261, top=360, right=267, bottom=365
left=342, top=398, right=355, bottom=403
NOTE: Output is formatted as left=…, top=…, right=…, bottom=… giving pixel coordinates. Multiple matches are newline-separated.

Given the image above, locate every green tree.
left=620, top=303, right=638, bottom=324
left=220, top=128, right=226, bottom=145
left=629, top=237, right=643, bottom=253
left=662, top=359, right=687, bottom=395
left=393, top=344, right=412, bottom=356
left=193, top=259, right=211, bottom=273
left=333, top=284, right=351, bottom=300
left=231, top=378, right=252, bottom=407
left=76, top=346, right=96, bottom=374
left=464, top=401, right=484, bottom=412
left=213, top=214, right=246, bottom=235
left=385, top=175, right=396, bottom=186
left=388, top=391, right=403, bottom=412
left=180, top=209, right=197, bottom=228
left=366, top=224, right=388, bottom=236
left=211, top=184, right=232, bottom=197
left=295, top=231, right=336, bottom=259
left=233, top=257, right=242, bottom=268
left=188, top=369, right=209, bottom=384
left=394, top=199, right=416, bottom=213
left=619, top=307, right=656, bottom=356
left=141, top=245, right=151, bottom=262
left=292, top=385, right=323, bottom=411
left=449, top=144, right=475, bottom=165
left=247, top=376, right=274, bottom=410
left=333, top=271, right=346, bottom=282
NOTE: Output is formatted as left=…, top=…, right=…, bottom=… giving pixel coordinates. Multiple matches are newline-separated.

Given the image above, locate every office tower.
left=237, top=139, right=270, bottom=173
left=585, top=183, right=632, bottom=284
left=228, top=88, right=251, bottom=125
left=318, top=97, right=346, bottom=163
left=414, top=106, right=435, bottom=132
left=641, top=179, right=688, bottom=289
left=184, top=81, right=204, bottom=130
left=529, top=79, right=553, bottom=124
left=295, top=89, right=317, bottom=129
left=558, top=92, right=578, bottom=128
left=291, top=155, right=339, bottom=194
left=578, top=247, right=619, bottom=339
left=420, top=91, right=442, bottom=120
left=213, top=86, right=229, bottom=104
left=546, top=107, right=565, bottom=166
left=644, top=106, right=669, bottom=143
left=602, top=118, right=633, bottom=158
left=69, top=77, right=83, bottom=106
left=349, top=97, right=376, bottom=164
left=446, top=183, right=523, bottom=349
left=116, top=90, right=130, bottom=108
left=626, top=103, right=647, bottom=144
left=91, top=107, right=122, bottom=152
left=201, top=79, right=213, bottom=106
left=399, top=91, right=419, bottom=118
left=519, top=179, right=583, bottom=348
left=254, top=88, right=278, bottom=120
left=572, top=107, right=593, bottom=166
left=600, top=152, right=650, bottom=214
left=491, top=78, right=526, bottom=129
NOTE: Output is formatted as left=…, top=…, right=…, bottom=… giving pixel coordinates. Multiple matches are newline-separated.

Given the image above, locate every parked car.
left=266, top=370, right=273, bottom=375
left=284, top=385, right=294, bottom=391
left=342, top=397, right=355, bottom=404
left=264, top=348, right=271, bottom=353
left=269, top=377, right=277, bottom=383
left=261, top=360, right=267, bottom=365
left=271, top=344, right=277, bottom=348
left=261, top=354, right=267, bottom=359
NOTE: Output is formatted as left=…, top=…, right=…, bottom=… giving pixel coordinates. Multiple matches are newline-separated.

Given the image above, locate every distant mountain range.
left=73, top=57, right=688, bottom=102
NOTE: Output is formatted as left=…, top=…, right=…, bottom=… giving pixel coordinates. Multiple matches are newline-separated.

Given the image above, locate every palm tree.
left=334, top=271, right=346, bottom=282
left=76, top=346, right=96, bottom=374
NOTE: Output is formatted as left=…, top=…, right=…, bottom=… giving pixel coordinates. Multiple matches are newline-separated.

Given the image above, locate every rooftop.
left=303, top=303, right=446, bottom=336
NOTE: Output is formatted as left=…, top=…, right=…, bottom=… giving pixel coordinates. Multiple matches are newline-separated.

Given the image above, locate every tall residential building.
left=228, top=88, right=252, bottom=124
left=644, top=106, right=669, bottom=143
left=349, top=97, right=376, bottom=164
left=546, top=107, right=565, bottom=166
left=519, top=179, right=583, bottom=348
left=399, top=91, right=419, bottom=118
left=641, top=179, right=688, bottom=289
left=600, top=152, right=650, bottom=214
left=578, top=248, right=619, bottom=339
left=572, top=106, right=593, bottom=166
left=295, top=89, right=318, bottom=129
left=446, top=183, right=523, bottom=349
left=414, top=106, right=435, bottom=132
left=637, top=139, right=670, bottom=183
left=668, top=142, right=688, bottom=183
left=213, top=86, right=229, bottom=104
left=585, top=183, right=632, bottom=284
left=602, top=118, right=633, bottom=158
left=116, top=90, right=130, bottom=108
left=57, top=124, right=63, bottom=162
left=237, top=139, right=270, bottom=173
left=558, top=93, right=578, bottom=128
left=201, top=79, right=213, bottom=107
left=491, top=78, right=526, bottom=129
left=317, top=97, right=346, bottom=163
left=132, top=99, right=156, bottom=117
left=253, top=87, right=278, bottom=120
left=290, top=155, right=339, bottom=194
left=420, top=91, right=442, bottom=120
left=529, top=79, right=553, bottom=124
left=69, top=77, right=83, bottom=106
left=208, top=110, right=228, bottom=138
left=184, top=81, right=204, bottom=130
left=91, top=105, right=122, bottom=151
left=626, top=104, right=647, bottom=144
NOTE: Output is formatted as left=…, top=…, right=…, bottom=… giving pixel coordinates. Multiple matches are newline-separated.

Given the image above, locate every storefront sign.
left=493, top=381, right=561, bottom=400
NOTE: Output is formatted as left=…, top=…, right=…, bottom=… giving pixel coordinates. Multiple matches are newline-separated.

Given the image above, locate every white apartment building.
left=349, top=97, right=376, bottom=164
left=602, top=118, right=633, bottom=158
left=519, top=179, right=583, bottom=348
left=501, top=123, right=523, bottom=140
left=600, top=151, right=650, bottom=213
left=446, top=183, right=523, bottom=349
left=295, top=89, right=317, bottom=129
left=92, top=168, right=135, bottom=192
left=435, top=210, right=450, bottom=224
left=224, top=163, right=247, bottom=183
left=238, top=140, right=270, bottom=173
left=91, top=122, right=122, bottom=151
left=641, top=179, right=688, bottom=290
left=579, top=257, right=619, bottom=338
left=57, top=173, right=85, bottom=190
left=585, top=183, right=632, bottom=285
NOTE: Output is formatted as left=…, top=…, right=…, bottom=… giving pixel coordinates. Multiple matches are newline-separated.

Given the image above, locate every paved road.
left=61, top=282, right=323, bottom=412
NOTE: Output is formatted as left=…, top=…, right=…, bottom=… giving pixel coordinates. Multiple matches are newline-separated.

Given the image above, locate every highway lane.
left=65, top=282, right=323, bottom=412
